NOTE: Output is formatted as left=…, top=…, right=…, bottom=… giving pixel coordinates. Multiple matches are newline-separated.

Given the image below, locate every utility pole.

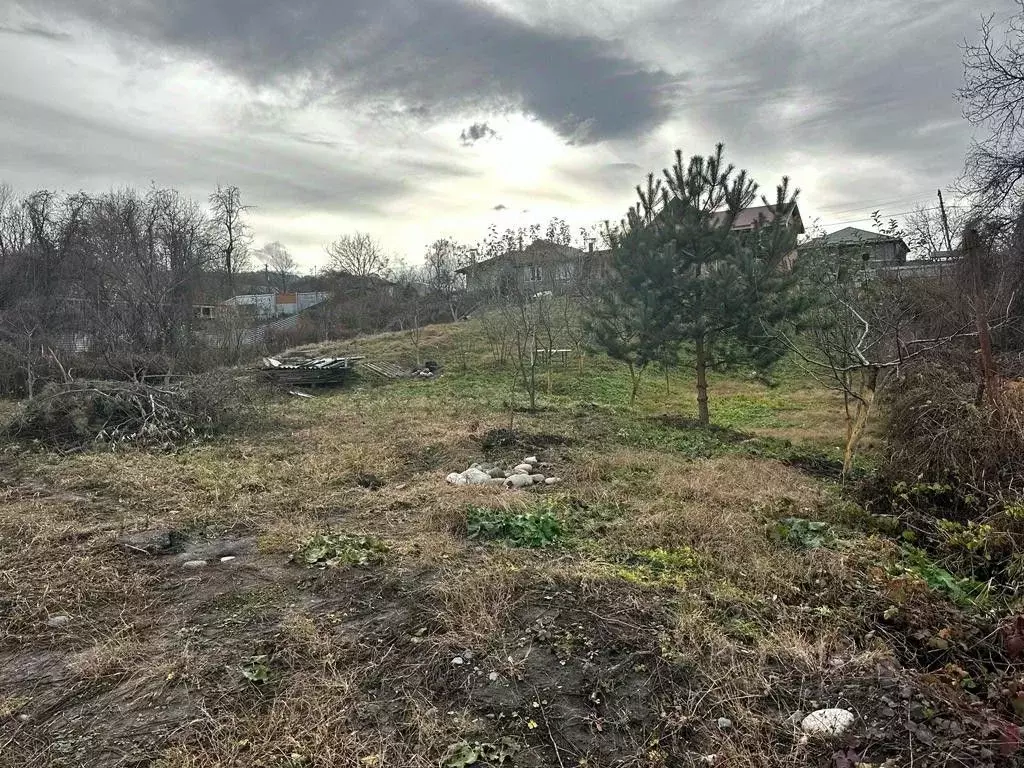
left=937, top=189, right=954, bottom=253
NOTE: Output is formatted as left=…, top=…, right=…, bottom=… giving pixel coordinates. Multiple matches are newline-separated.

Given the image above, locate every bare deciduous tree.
left=0, top=185, right=217, bottom=392
left=782, top=225, right=1017, bottom=473
left=423, top=238, right=468, bottom=320
left=325, top=232, right=390, bottom=278
left=497, top=283, right=549, bottom=411
left=902, top=202, right=969, bottom=256
left=80, top=187, right=211, bottom=378
left=208, top=185, right=252, bottom=297
left=0, top=184, right=27, bottom=278
left=958, top=3, right=1024, bottom=206
left=255, top=241, right=296, bottom=292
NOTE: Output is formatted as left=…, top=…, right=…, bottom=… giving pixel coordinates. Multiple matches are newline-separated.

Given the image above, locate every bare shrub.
left=882, top=362, right=1024, bottom=501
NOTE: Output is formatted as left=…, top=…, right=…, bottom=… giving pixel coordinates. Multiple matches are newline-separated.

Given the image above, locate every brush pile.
left=5, top=375, right=259, bottom=451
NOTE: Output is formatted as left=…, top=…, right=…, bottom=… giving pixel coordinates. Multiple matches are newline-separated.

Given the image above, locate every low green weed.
left=441, top=738, right=521, bottom=767
left=935, top=519, right=1003, bottom=559
left=771, top=517, right=837, bottom=550
left=291, top=533, right=388, bottom=567
left=897, top=545, right=990, bottom=607
left=466, top=501, right=563, bottom=547
left=240, top=654, right=271, bottom=684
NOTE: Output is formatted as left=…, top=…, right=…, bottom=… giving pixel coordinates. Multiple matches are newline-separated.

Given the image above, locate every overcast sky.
left=0, top=0, right=1015, bottom=268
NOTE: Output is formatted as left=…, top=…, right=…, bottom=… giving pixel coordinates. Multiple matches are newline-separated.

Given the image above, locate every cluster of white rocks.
left=446, top=456, right=561, bottom=489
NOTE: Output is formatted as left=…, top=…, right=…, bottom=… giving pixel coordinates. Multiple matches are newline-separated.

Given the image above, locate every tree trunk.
left=225, top=245, right=234, bottom=297
left=695, top=334, right=709, bottom=426
left=842, top=366, right=879, bottom=475
left=507, top=370, right=517, bottom=431
left=628, top=362, right=642, bottom=406
left=529, top=331, right=538, bottom=409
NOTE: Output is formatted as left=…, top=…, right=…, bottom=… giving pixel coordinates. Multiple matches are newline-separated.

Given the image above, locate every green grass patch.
left=614, top=546, right=703, bottom=588
left=712, top=393, right=789, bottom=429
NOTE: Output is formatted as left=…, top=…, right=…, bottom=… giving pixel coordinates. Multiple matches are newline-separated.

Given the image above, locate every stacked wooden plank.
left=261, top=356, right=365, bottom=386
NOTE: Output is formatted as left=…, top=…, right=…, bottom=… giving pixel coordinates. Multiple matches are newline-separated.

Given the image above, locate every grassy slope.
left=0, top=319, right=1012, bottom=767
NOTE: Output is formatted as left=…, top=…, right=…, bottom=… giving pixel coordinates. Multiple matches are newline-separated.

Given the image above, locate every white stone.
left=451, top=657, right=465, bottom=666
left=717, top=717, right=732, bottom=730
left=182, top=560, right=207, bottom=569
left=462, top=468, right=492, bottom=485
left=220, top=556, right=236, bottom=563
left=46, top=614, right=71, bottom=628
left=513, top=464, right=534, bottom=473
left=446, top=472, right=467, bottom=485
left=800, top=708, right=855, bottom=737
left=544, top=477, right=561, bottom=485
left=523, top=456, right=538, bottom=465
left=529, top=474, right=546, bottom=484
left=488, top=672, right=499, bottom=682
left=504, top=474, right=534, bottom=489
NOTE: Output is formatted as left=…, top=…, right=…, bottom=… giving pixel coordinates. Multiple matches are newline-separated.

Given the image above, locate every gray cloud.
left=460, top=122, right=498, bottom=146
left=633, top=0, right=1016, bottom=218
left=0, top=21, right=71, bottom=40
left=4, top=0, right=1019, bottom=259
left=0, top=93, right=461, bottom=215
left=493, top=203, right=508, bottom=211
left=22, top=0, right=681, bottom=143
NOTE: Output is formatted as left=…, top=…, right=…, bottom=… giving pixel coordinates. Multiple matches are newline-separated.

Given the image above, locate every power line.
left=817, top=206, right=939, bottom=228
left=816, top=202, right=968, bottom=229
left=814, top=194, right=936, bottom=219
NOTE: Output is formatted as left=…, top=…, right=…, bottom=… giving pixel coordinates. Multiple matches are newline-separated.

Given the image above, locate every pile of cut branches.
left=4, top=375, right=260, bottom=451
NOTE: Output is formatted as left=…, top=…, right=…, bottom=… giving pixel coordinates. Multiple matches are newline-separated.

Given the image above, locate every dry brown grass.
left=0, top=325, right=1002, bottom=768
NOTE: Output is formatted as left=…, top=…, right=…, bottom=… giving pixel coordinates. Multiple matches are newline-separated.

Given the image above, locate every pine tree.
left=589, top=144, right=803, bottom=424
left=587, top=174, right=676, bottom=405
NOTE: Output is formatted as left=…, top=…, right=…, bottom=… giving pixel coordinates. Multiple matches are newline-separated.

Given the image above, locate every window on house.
left=528, top=264, right=542, bottom=282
